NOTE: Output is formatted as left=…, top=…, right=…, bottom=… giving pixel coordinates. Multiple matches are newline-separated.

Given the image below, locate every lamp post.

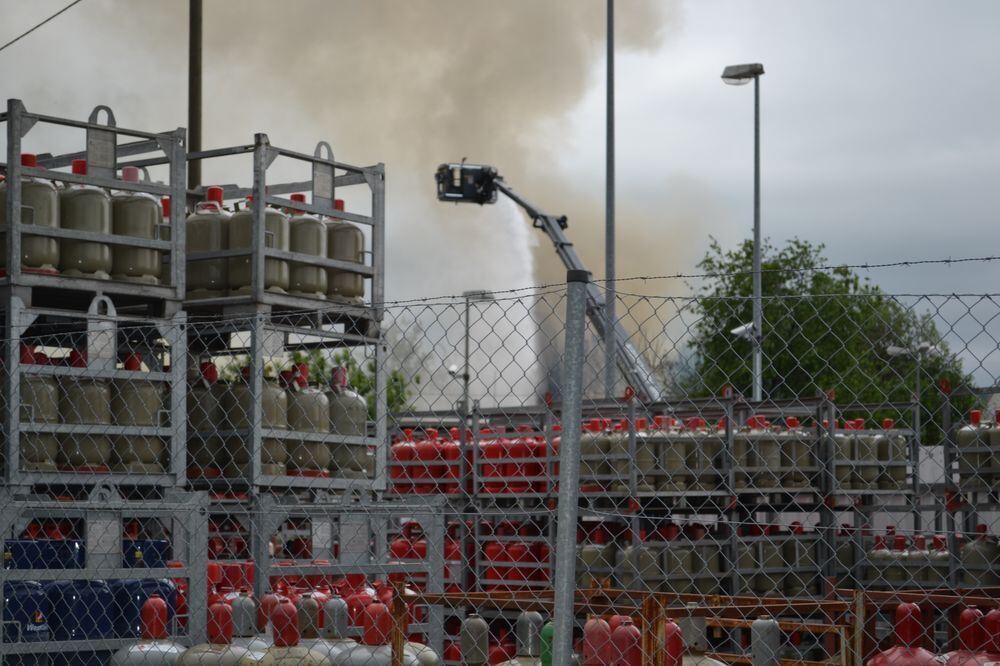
left=723, top=62, right=765, bottom=402
left=460, top=290, right=495, bottom=417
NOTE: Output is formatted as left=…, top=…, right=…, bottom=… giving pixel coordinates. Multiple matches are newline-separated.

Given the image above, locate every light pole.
left=723, top=62, right=765, bottom=402
left=460, top=290, right=495, bottom=416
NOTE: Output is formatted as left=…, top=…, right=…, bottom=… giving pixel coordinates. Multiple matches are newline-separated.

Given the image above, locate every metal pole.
left=604, top=0, right=616, bottom=399
left=552, top=270, right=590, bottom=666
left=188, top=0, right=203, bottom=189
left=463, top=296, right=471, bottom=417
left=751, top=74, right=763, bottom=402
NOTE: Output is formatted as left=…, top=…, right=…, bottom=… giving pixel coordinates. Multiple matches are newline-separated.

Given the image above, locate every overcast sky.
left=1, top=0, right=998, bottom=383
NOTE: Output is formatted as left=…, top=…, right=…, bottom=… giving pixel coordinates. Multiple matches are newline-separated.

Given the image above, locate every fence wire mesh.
left=0, top=273, right=998, bottom=666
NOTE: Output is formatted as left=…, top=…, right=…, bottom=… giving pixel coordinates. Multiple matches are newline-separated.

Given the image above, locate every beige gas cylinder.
left=687, top=524, right=721, bottom=595
left=177, top=602, right=251, bottom=666
left=57, top=349, right=112, bottom=470
left=286, top=364, right=332, bottom=475
left=659, top=524, right=693, bottom=594
left=853, top=419, right=879, bottom=489
left=224, top=366, right=289, bottom=476
left=615, top=530, right=658, bottom=591
left=579, top=419, right=609, bottom=490
left=186, top=186, right=230, bottom=298
left=112, top=352, right=166, bottom=473
left=961, top=524, right=1000, bottom=588
left=928, top=535, right=950, bottom=587
left=0, top=153, right=60, bottom=275
left=833, top=420, right=854, bottom=490
left=656, top=417, right=689, bottom=492
left=17, top=344, right=59, bottom=471
left=781, top=417, right=812, bottom=488
left=867, top=534, right=893, bottom=589
left=908, top=535, right=931, bottom=586
left=326, top=200, right=364, bottom=303
left=782, top=522, right=818, bottom=597
left=957, top=410, right=988, bottom=487
left=835, top=524, right=857, bottom=575
left=228, top=196, right=289, bottom=295
left=287, top=193, right=327, bottom=299
left=611, top=419, right=650, bottom=492
left=735, top=526, right=760, bottom=595
left=188, top=360, right=225, bottom=478
left=736, top=416, right=780, bottom=489
left=111, top=166, right=162, bottom=284
left=754, top=526, right=784, bottom=594
left=328, top=367, right=370, bottom=480
left=576, top=526, right=615, bottom=588
left=59, top=159, right=112, bottom=279
left=685, top=418, right=721, bottom=491
left=884, top=533, right=909, bottom=589
left=632, top=418, right=656, bottom=492
left=877, top=418, right=908, bottom=490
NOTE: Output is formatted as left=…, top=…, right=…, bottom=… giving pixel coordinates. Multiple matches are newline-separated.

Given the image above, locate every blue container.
left=3, top=540, right=84, bottom=570
left=121, top=539, right=170, bottom=569
left=51, top=652, right=108, bottom=666
left=3, top=581, right=50, bottom=642
left=44, top=580, right=113, bottom=641
left=107, top=578, right=176, bottom=638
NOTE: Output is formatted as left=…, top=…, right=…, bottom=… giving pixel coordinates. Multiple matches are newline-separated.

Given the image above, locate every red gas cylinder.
left=482, top=527, right=508, bottom=592
left=343, top=574, right=377, bottom=626
left=258, top=590, right=281, bottom=632
left=271, top=597, right=299, bottom=647
left=414, top=428, right=443, bottom=493
left=141, top=594, right=169, bottom=640
left=489, top=631, right=516, bottom=665
left=207, top=561, right=224, bottom=605
left=583, top=617, right=612, bottom=665
left=867, top=603, right=938, bottom=666
left=390, top=523, right=417, bottom=560
left=506, top=425, right=534, bottom=493
left=663, top=621, right=683, bottom=666
left=166, top=561, right=189, bottom=626
left=548, top=424, right=561, bottom=493
left=444, top=528, right=464, bottom=593
left=442, top=428, right=462, bottom=494
left=443, top=641, right=462, bottom=662
left=207, top=601, right=233, bottom=644
left=505, top=540, right=530, bottom=589
left=391, top=429, right=417, bottom=494
left=984, top=609, right=1000, bottom=658
left=480, top=429, right=506, bottom=494
left=944, top=607, right=987, bottom=666
left=611, top=617, right=642, bottom=666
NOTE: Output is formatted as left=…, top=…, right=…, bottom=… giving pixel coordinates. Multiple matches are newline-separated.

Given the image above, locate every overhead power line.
left=0, top=0, right=85, bottom=55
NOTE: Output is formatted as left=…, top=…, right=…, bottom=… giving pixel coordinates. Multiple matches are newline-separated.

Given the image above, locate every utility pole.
left=604, top=0, right=616, bottom=399
left=188, top=0, right=203, bottom=190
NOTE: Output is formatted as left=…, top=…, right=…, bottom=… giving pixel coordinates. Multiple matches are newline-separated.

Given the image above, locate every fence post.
left=552, top=269, right=590, bottom=666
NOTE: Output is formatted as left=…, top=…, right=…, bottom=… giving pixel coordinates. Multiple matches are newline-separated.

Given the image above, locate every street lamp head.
left=722, top=63, right=765, bottom=85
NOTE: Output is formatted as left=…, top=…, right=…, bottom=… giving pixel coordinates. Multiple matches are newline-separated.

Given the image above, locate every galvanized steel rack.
left=183, top=134, right=384, bottom=332
left=0, top=488, right=209, bottom=654
left=1, top=99, right=187, bottom=315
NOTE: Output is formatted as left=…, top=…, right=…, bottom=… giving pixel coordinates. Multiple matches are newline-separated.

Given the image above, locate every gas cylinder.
left=113, top=352, right=166, bottom=473
left=57, top=349, right=112, bottom=470
left=782, top=522, right=818, bottom=597
left=653, top=417, right=686, bottom=492
left=110, top=595, right=185, bottom=666
left=781, top=417, right=812, bottom=488
left=413, top=429, right=443, bottom=494
left=302, top=594, right=359, bottom=663
left=961, top=524, right=1000, bottom=587
left=610, top=618, right=641, bottom=666
left=755, top=526, right=784, bottom=594
left=866, top=602, right=938, bottom=666
left=576, top=526, right=615, bottom=588
left=737, top=526, right=764, bottom=594
left=582, top=617, right=611, bottom=665
left=224, top=366, right=288, bottom=476
left=683, top=418, right=720, bottom=491
left=390, top=429, right=417, bottom=494
left=908, top=536, right=931, bottom=586
left=878, top=419, right=908, bottom=490
left=755, top=417, right=783, bottom=488
left=941, top=607, right=989, bottom=666
left=835, top=524, right=857, bottom=575
left=3, top=580, right=49, bottom=644
left=45, top=579, right=114, bottom=641
left=507, top=425, right=535, bottom=494
left=832, top=421, right=853, bottom=489
left=287, top=364, right=332, bottom=475
left=112, top=166, right=162, bottom=284
left=461, top=614, right=490, bottom=666
left=441, top=429, right=462, bottom=494
left=328, top=367, right=370, bottom=480
left=867, top=534, right=892, bottom=588
left=239, top=596, right=330, bottom=666
left=489, top=632, right=516, bottom=665
left=605, top=422, right=630, bottom=492
left=186, top=186, right=230, bottom=298
left=227, top=195, right=290, bottom=295
left=188, top=360, right=224, bottom=478
left=885, top=533, right=909, bottom=589
left=17, top=344, right=59, bottom=471
left=853, top=419, right=879, bottom=489
left=59, top=159, right=112, bottom=279
left=579, top=419, right=609, bottom=491
left=539, top=623, right=554, bottom=666
left=0, top=153, right=60, bottom=275
left=661, top=621, right=682, bottom=666
left=331, top=602, right=423, bottom=666
left=479, top=429, right=507, bottom=494
left=230, top=591, right=269, bottom=657
left=326, top=200, right=365, bottom=303
left=286, top=193, right=328, bottom=298
left=109, top=579, right=177, bottom=638
left=297, top=593, right=322, bottom=640
left=928, top=535, right=950, bottom=587
left=177, top=602, right=252, bottom=666
left=957, top=410, right=988, bottom=487
left=615, top=530, right=658, bottom=591
left=660, top=523, right=693, bottom=595
left=340, top=575, right=376, bottom=628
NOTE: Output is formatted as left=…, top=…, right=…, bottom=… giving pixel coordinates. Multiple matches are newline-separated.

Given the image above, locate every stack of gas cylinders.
left=186, top=360, right=370, bottom=481
left=957, top=409, right=1000, bottom=489
left=866, top=603, right=1000, bottom=665
left=388, top=521, right=471, bottom=595
left=832, top=419, right=909, bottom=491
left=864, top=524, right=1000, bottom=589
left=185, top=188, right=366, bottom=304
left=2, top=519, right=179, bottom=656
left=735, top=522, right=821, bottom=597
left=0, top=157, right=169, bottom=284
left=17, top=344, right=168, bottom=474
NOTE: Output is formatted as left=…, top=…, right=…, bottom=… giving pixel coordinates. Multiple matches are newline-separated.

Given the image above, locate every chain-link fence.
left=1, top=271, right=999, bottom=666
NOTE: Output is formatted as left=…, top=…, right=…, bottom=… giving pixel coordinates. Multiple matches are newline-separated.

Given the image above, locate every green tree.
left=684, top=238, right=972, bottom=442
left=292, top=348, right=418, bottom=419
